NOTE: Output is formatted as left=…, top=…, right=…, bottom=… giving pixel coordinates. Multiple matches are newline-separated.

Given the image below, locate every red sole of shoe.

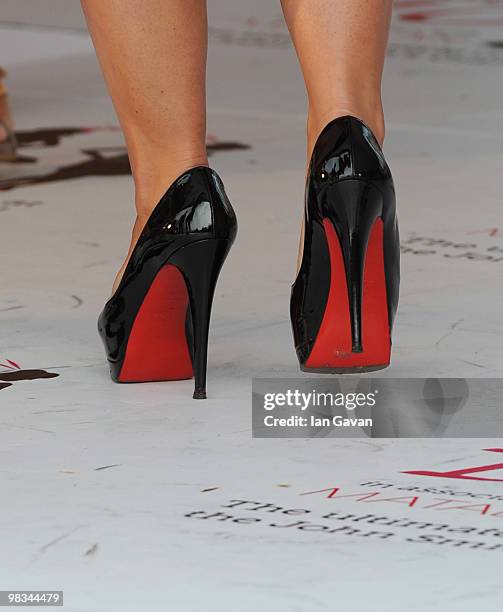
left=118, top=264, right=194, bottom=382
left=304, top=217, right=390, bottom=371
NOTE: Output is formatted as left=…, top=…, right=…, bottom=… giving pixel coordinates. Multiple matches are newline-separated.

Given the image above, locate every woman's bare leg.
left=281, top=0, right=392, bottom=155
left=0, top=94, right=13, bottom=144
left=81, top=0, right=208, bottom=293
left=0, top=67, right=15, bottom=148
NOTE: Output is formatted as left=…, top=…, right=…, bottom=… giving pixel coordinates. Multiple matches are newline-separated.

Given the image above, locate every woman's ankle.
left=307, top=104, right=385, bottom=157
left=132, top=152, right=209, bottom=219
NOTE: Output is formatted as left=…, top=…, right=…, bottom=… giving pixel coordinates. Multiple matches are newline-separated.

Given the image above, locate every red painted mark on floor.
left=0, top=358, right=20, bottom=370
left=395, top=0, right=503, bottom=26
left=403, top=448, right=503, bottom=482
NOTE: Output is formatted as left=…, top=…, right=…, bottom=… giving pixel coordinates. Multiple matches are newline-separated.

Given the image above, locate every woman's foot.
left=291, top=115, right=400, bottom=372
left=307, top=106, right=385, bottom=157
left=110, top=156, right=209, bottom=296
left=98, top=166, right=237, bottom=399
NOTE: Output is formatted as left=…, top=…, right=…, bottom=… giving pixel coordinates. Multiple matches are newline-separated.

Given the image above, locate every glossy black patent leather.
left=98, top=166, right=237, bottom=398
left=290, top=116, right=400, bottom=365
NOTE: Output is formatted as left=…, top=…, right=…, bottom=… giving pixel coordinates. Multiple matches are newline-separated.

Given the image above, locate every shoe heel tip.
left=193, top=389, right=207, bottom=400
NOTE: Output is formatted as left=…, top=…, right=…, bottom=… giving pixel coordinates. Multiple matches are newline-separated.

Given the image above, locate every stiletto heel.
left=170, top=238, right=232, bottom=399
left=98, top=166, right=237, bottom=399
left=291, top=116, right=400, bottom=373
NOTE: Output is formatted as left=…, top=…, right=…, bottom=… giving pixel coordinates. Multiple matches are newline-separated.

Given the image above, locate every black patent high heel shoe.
left=98, top=166, right=237, bottom=399
left=291, top=116, right=400, bottom=372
